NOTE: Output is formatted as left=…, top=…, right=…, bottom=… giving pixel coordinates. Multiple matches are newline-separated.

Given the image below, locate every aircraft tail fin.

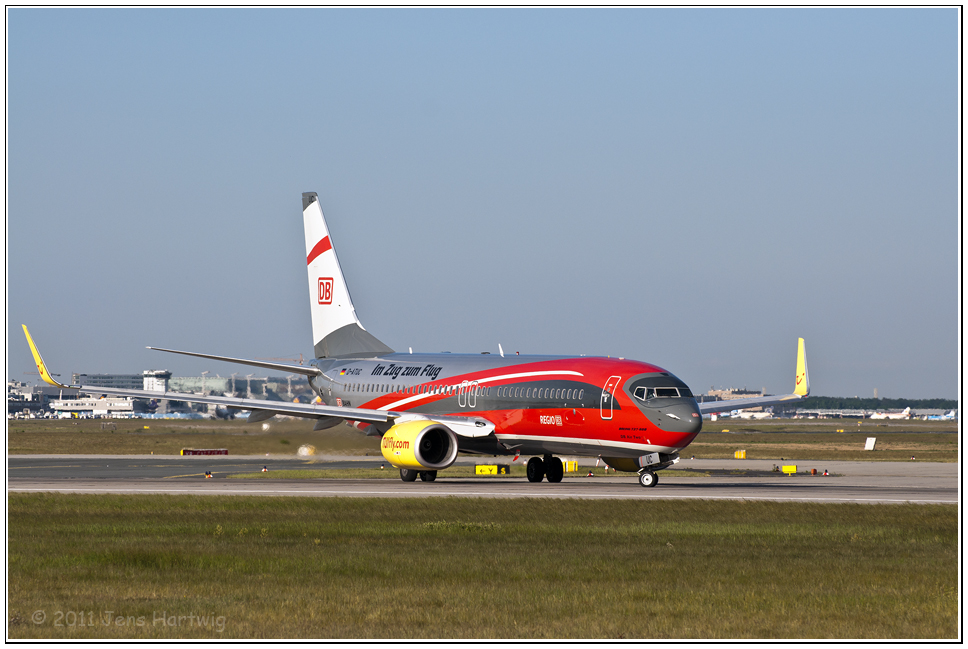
left=794, top=337, right=810, bottom=397
left=302, top=192, right=393, bottom=359
left=22, top=325, right=75, bottom=390
left=698, top=337, right=811, bottom=415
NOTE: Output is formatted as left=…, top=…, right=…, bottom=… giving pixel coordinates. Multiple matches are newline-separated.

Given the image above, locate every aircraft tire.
left=526, top=457, right=545, bottom=483
left=419, top=471, right=437, bottom=482
left=400, top=468, right=418, bottom=482
left=638, top=470, right=658, bottom=488
left=546, top=456, right=564, bottom=483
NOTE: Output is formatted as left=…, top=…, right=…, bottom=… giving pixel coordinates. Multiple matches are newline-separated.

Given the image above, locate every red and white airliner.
left=24, top=192, right=810, bottom=488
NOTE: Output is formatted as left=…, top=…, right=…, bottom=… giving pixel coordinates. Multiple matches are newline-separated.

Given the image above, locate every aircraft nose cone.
left=658, top=400, right=702, bottom=435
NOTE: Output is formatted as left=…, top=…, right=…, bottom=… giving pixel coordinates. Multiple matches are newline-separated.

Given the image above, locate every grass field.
left=6, top=418, right=959, bottom=462
left=685, top=432, right=957, bottom=462
left=7, top=494, right=957, bottom=639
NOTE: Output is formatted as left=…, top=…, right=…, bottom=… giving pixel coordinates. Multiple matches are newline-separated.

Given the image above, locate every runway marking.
left=7, top=487, right=956, bottom=504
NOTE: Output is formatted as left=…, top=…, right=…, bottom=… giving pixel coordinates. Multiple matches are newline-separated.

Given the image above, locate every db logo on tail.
left=318, top=277, right=333, bottom=305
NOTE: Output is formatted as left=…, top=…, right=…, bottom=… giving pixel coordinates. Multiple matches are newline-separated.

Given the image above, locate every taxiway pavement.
left=7, top=455, right=958, bottom=504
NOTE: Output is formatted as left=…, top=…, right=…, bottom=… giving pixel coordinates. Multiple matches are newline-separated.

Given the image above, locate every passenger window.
left=579, top=389, right=584, bottom=399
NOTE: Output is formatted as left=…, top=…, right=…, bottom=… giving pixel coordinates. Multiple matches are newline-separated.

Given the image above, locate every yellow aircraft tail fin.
left=22, top=325, right=73, bottom=389
left=794, top=337, right=809, bottom=397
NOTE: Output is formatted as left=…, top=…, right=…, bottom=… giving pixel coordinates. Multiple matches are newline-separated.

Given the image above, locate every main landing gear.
left=399, top=469, right=437, bottom=482
left=526, top=455, right=564, bottom=483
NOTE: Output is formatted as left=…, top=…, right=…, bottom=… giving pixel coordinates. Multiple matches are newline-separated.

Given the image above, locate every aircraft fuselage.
left=310, top=352, right=703, bottom=460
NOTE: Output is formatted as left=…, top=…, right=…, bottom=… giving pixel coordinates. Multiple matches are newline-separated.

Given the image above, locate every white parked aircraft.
left=870, top=407, right=911, bottom=420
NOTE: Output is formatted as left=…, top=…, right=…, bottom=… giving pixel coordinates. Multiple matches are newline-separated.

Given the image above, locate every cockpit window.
left=631, top=382, right=694, bottom=401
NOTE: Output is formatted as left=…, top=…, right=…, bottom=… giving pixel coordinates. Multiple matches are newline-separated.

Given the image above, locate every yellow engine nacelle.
left=380, top=420, right=459, bottom=471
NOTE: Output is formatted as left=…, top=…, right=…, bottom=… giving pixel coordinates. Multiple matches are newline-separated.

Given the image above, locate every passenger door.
left=600, top=376, right=621, bottom=420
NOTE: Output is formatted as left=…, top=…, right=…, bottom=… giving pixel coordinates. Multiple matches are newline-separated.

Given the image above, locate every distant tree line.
left=796, top=396, right=957, bottom=410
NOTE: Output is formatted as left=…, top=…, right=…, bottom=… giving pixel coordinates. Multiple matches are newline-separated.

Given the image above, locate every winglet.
left=794, top=337, right=809, bottom=397
left=22, top=325, right=74, bottom=389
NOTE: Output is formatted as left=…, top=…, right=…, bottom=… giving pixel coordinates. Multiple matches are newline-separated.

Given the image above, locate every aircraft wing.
left=65, top=384, right=396, bottom=424
left=697, top=338, right=810, bottom=415
left=698, top=392, right=806, bottom=414
left=23, top=325, right=389, bottom=423
left=23, top=325, right=497, bottom=435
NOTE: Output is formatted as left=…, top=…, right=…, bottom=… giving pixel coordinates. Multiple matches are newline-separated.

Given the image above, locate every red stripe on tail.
left=307, top=236, right=332, bottom=266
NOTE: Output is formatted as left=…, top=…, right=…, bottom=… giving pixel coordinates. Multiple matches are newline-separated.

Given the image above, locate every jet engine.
left=380, top=420, right=459, bottom=471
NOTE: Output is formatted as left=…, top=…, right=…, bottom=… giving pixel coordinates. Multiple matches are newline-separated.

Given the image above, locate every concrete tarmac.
left=7, top=455, right=958, bottom=504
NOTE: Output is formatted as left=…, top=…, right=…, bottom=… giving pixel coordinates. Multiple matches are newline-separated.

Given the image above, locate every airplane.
left=23, top=191, right=810, bottom=488
left=732, top=409, right=775, bottom=420
left=870, top=407, right=912, bottom=420
left=925, top=410, right=957, bottom=421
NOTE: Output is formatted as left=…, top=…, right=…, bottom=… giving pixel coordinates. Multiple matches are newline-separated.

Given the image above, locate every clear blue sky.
left=7, top=8, right=960, bottom=399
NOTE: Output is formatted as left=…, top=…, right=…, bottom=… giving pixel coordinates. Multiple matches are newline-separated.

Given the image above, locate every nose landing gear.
left=638, top=469, right=658, bottom=488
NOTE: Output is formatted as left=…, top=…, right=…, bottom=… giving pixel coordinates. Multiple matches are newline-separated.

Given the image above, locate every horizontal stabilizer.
left=147, top=346, right=321, bottom=377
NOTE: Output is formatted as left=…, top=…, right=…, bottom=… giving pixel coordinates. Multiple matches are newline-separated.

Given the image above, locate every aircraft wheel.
left=419, top=471, right=437, bottom=482
left=638, top=470, right=658, bottom=488
left=526, top=457, right=545, bottom=483
left=546, top=456, right=564, bottom=483
left=400, top=468, right=418, bottom=482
